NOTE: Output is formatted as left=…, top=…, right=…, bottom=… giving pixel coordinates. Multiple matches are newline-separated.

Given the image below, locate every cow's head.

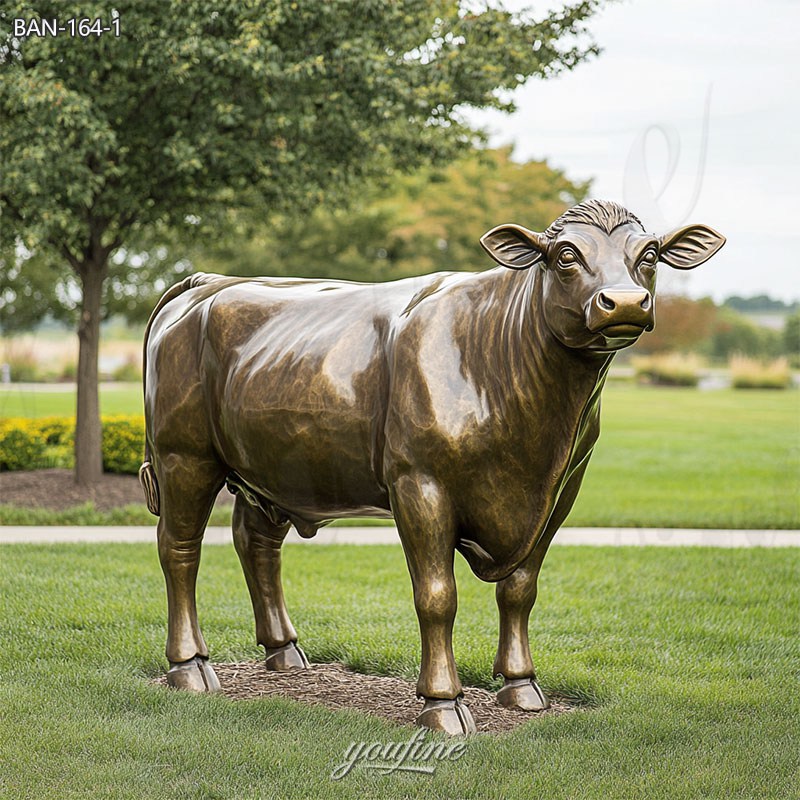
left=480, top=200, right=725, bottom=353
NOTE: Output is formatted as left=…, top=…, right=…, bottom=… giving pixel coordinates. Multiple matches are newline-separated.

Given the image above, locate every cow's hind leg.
left=232, top=496, right=308, bottom=671
left=493, top=547, right=549, bottom=711
left=158, top=457, right=226, bottom=692
left=391, top=474, right=476, bottom=736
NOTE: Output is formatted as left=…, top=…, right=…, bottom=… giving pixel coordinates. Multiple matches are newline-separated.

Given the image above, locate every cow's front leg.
left=232, top=496, right=309, bottom=671
left=391, top=474, right=476, bottom=736
left=493, top=548, right=549, bottom=711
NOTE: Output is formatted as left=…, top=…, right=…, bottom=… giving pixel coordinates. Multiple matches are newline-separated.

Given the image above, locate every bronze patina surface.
left=140, top=200, right=725, bottom=734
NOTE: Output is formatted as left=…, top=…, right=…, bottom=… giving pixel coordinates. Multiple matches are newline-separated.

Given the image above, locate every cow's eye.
left=557, top=248, right=580, bottom=270
left=639, top=248, right=658, bottom=268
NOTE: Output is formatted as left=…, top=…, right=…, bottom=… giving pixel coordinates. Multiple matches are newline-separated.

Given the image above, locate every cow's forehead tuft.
left=545, top=200, right=644, bottom=238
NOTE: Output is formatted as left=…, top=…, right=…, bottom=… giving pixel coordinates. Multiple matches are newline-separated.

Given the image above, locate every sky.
left=464, top=0, right=800, bottom=302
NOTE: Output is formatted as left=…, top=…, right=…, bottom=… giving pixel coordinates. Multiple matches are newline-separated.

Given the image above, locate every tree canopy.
left=190, top=146, right=588, bottom=284
left=0, top=0, right=602, bottom=483
left=1, top=0, right=600, bottom=300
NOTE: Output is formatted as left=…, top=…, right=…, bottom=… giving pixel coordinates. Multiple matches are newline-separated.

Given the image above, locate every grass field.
left=0, top=543, right=797, bottom=799
left=567, top=386, right=799, bottom=529
left=0, top=383, right=143, bottom=418
left=1, top=383, right=798, bottom=528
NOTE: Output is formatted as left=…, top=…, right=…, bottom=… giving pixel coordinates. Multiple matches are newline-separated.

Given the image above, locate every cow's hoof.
left=167, top=656, right=221, bottom=692
left=496, top=677, right=549, bottom=711
left=416, top=697, right=476, bottom=736
left=264, top=642, right=310, bottom=671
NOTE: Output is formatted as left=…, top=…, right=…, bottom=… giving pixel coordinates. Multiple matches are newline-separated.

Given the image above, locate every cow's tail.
left=138, top=456, right=160, bottom=516
left=138, top=273, right=216, bottom=516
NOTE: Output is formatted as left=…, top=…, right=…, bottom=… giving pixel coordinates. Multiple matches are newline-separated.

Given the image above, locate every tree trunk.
left=75, top=262, right=106, bottom=486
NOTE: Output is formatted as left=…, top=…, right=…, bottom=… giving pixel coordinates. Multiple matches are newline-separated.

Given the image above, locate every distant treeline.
left=630, top=296, right=800, bottom=363
left=723, top=295, right=799, bottom=314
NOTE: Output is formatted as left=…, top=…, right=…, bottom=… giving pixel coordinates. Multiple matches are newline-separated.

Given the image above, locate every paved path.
left=1, top=525, right=798, bottom=547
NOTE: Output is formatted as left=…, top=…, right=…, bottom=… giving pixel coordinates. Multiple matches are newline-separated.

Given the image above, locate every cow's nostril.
left=598, top=292, right=615, bottom=311
left=640, top=293, right=652, bottom=310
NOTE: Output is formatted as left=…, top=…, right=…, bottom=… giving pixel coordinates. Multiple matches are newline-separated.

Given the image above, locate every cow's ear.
left=658, top=224, right=726, bottom=270
left=480, top=224, right=547, bottom=270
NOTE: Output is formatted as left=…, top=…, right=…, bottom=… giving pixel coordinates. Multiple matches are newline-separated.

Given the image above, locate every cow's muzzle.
left=585, top=286, right=654, bottom=336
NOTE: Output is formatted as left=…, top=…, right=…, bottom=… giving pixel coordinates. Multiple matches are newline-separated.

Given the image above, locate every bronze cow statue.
left=140, top=200, right=725, bottom=734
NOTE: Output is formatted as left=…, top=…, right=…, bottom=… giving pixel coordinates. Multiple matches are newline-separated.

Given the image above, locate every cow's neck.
left=455, top=269, right=615, bottom=581
left=495, top=268, right=613, bottom=418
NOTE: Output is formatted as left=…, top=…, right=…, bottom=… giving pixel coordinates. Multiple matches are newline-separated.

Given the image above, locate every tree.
left=630, top=296, right=718, bottom=356
left=629, top=295, right=787, bottom=362
left=784, top=311, right=800, bottom=363
left=708, top=308, right=782, bottom=362
left=189, top=146, right=589, bottom=281
left=0, top=0, right=601, bottom=485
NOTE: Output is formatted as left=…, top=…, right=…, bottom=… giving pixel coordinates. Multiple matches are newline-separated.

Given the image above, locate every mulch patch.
left=153, top=660, right=576, bottom=734
left=0, top=468, right=234, bottom=512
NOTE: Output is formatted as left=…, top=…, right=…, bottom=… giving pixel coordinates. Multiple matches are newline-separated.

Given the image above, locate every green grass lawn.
left=0, top=383, right=143, bottom=418
left=566, top=385, right=800, bottom=529
left=1, top=384, right=798, bottom=528
left=0, top=543, right=797, bottom=799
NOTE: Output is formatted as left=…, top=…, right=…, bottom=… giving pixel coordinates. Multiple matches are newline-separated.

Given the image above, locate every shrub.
left=0, top=345, right=42, bottom=382
left=632, top=353, right=702, bottom=387
left=35, top=416, right=75, bottom=468
left=101, top=415, right=146, bottom=473
left=730, top=356, right=792, bottom=390
left=36, top=416, right=73, bottom=445
left=111, top=355, right=142, bottom=382
left=0, top=419, right=47, bottom=470
left=59, top=362, right=77, bottom=381
left=0, top=415, right=144, bottom=473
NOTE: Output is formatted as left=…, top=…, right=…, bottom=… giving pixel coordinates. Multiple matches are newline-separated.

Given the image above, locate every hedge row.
left=0, top=416, right=145, bottom=474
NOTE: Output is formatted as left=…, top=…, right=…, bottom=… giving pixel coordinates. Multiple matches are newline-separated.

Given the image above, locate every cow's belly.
left=214, top=396, right=391, bottom=519
left=202, top=285, right=394, bottom=519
